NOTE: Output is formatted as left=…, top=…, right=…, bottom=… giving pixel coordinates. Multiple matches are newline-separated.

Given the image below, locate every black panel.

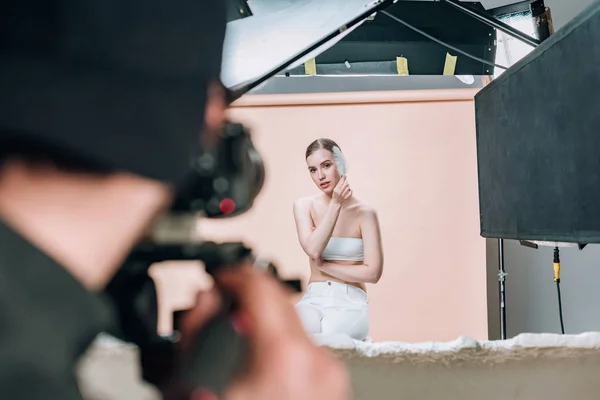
left=227, top=0, right=252, bottom=22
left=474, top=0, right=600, bottom=243
left=311, top=1, right=497, bottom=76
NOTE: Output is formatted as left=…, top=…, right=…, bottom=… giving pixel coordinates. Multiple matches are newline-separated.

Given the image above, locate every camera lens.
left=170, top=121, right=265, bottom=219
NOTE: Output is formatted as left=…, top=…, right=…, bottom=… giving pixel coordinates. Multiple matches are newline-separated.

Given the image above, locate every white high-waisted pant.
left=295, top=281, right=369, bottom=341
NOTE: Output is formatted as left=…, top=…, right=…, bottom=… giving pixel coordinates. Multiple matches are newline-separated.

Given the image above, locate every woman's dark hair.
left=305, top=138, right=342, bottom=159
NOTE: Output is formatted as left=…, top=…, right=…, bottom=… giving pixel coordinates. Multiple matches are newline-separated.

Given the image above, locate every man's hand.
left=177, top=264, right=350, bottom=400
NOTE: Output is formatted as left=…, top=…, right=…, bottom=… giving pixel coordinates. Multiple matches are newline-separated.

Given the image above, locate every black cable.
left=556, top=280, right=565, bottom=334
left=553, top=247, right=565, bottom=334
left=380, top=10, right=509, bottom=71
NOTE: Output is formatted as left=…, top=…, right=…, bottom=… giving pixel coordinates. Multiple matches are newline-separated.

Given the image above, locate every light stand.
left=498, top=238, right=507, bottom=339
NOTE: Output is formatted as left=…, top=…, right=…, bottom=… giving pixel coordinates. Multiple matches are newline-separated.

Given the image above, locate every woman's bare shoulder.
left=293, top=195, right=320, bottom=207
left=352, top=199, right=378, bottom=218
left=293, top=195, right=323, bottom=214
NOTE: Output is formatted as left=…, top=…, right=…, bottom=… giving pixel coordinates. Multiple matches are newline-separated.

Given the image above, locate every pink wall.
left=150, top=87, right=488, bottom=342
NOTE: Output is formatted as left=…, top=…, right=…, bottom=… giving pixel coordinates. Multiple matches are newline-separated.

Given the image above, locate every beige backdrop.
left=150, top=87, right=488, bottom=342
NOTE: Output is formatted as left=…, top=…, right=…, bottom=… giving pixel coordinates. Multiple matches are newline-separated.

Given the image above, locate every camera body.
left=170, top=121, right=265, bottom=219
left=108, top=119, right=266, bottom=338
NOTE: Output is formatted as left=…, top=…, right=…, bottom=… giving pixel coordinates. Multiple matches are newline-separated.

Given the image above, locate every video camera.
left=104, top=0, right=395, bottom=397
left=105, top=119, right=291, bottom=398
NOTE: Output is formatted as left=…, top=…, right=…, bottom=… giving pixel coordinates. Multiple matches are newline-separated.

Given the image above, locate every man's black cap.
left=0, top=0, right=227, bottom=185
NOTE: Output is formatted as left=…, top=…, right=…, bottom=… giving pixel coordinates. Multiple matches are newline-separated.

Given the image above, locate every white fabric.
left=221, top=0, right=386, bottom=89
left=295, top=281, right=369, bottom=340
left=80, top=331, right=600, bottom=400
left=312, top=331, right=600, bottom=354
left=321, top=237, right=364, bottom=262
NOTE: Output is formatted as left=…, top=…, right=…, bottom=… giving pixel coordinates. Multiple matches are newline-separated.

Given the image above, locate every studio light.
left=475, top=0, right=600, bottom=339
left=220, top=0, right=391, bottom=94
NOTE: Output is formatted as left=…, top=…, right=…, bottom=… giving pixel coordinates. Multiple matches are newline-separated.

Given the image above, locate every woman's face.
left=306, top=148, right=341, bottom=194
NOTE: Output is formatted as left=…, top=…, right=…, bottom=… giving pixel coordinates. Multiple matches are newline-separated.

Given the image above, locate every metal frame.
left=440, top=0, right=541, bottom=47
left=231, top=0, right=539, bottom=100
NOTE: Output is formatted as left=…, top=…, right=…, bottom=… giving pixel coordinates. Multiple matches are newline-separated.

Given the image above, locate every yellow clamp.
left=396, top=56, right=409, bottom=76
left=443, top=53, right=458, bottom=75
left=304, top=58, right=317, bottom=76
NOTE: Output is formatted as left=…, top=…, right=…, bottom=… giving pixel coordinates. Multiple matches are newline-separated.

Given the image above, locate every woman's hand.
left=331, top=176, right=352, bottom=204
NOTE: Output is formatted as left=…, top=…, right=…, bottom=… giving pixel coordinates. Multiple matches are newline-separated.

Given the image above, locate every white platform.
left=77, top=332, right=600, bottom=400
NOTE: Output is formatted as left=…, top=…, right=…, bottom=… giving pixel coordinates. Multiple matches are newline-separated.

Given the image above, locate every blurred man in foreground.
left=0, top=1, right=349, bottom=398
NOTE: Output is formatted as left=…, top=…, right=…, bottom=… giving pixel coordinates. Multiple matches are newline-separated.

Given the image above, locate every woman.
left=293, top=138, right=384, bottom=341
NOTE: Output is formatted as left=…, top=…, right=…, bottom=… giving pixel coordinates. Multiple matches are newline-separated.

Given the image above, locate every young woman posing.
left=293, top=138, right=384, bottom=341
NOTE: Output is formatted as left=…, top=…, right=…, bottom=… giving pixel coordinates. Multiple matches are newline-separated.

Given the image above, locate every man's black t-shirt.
left=0, top=220, right=115, bottom=399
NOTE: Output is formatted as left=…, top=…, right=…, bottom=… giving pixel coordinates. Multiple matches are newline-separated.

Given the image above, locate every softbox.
left=474, top=0, right=600, bottom=243
left=220, top=0, right=394, bottom=98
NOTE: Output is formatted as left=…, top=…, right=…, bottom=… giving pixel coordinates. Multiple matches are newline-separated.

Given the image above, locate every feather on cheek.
left=332, top=146, right=348, bottom=176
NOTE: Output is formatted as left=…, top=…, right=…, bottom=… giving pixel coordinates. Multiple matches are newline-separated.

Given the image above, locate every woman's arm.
left=292, top=176, right=351, bottom=259
left=316, top=206, right=384, bottom=284
left=293, top=197, right=342, bottom=260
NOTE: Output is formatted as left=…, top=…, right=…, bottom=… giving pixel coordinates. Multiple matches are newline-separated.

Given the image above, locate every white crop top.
left=321, top=237, right=364, bottom=262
